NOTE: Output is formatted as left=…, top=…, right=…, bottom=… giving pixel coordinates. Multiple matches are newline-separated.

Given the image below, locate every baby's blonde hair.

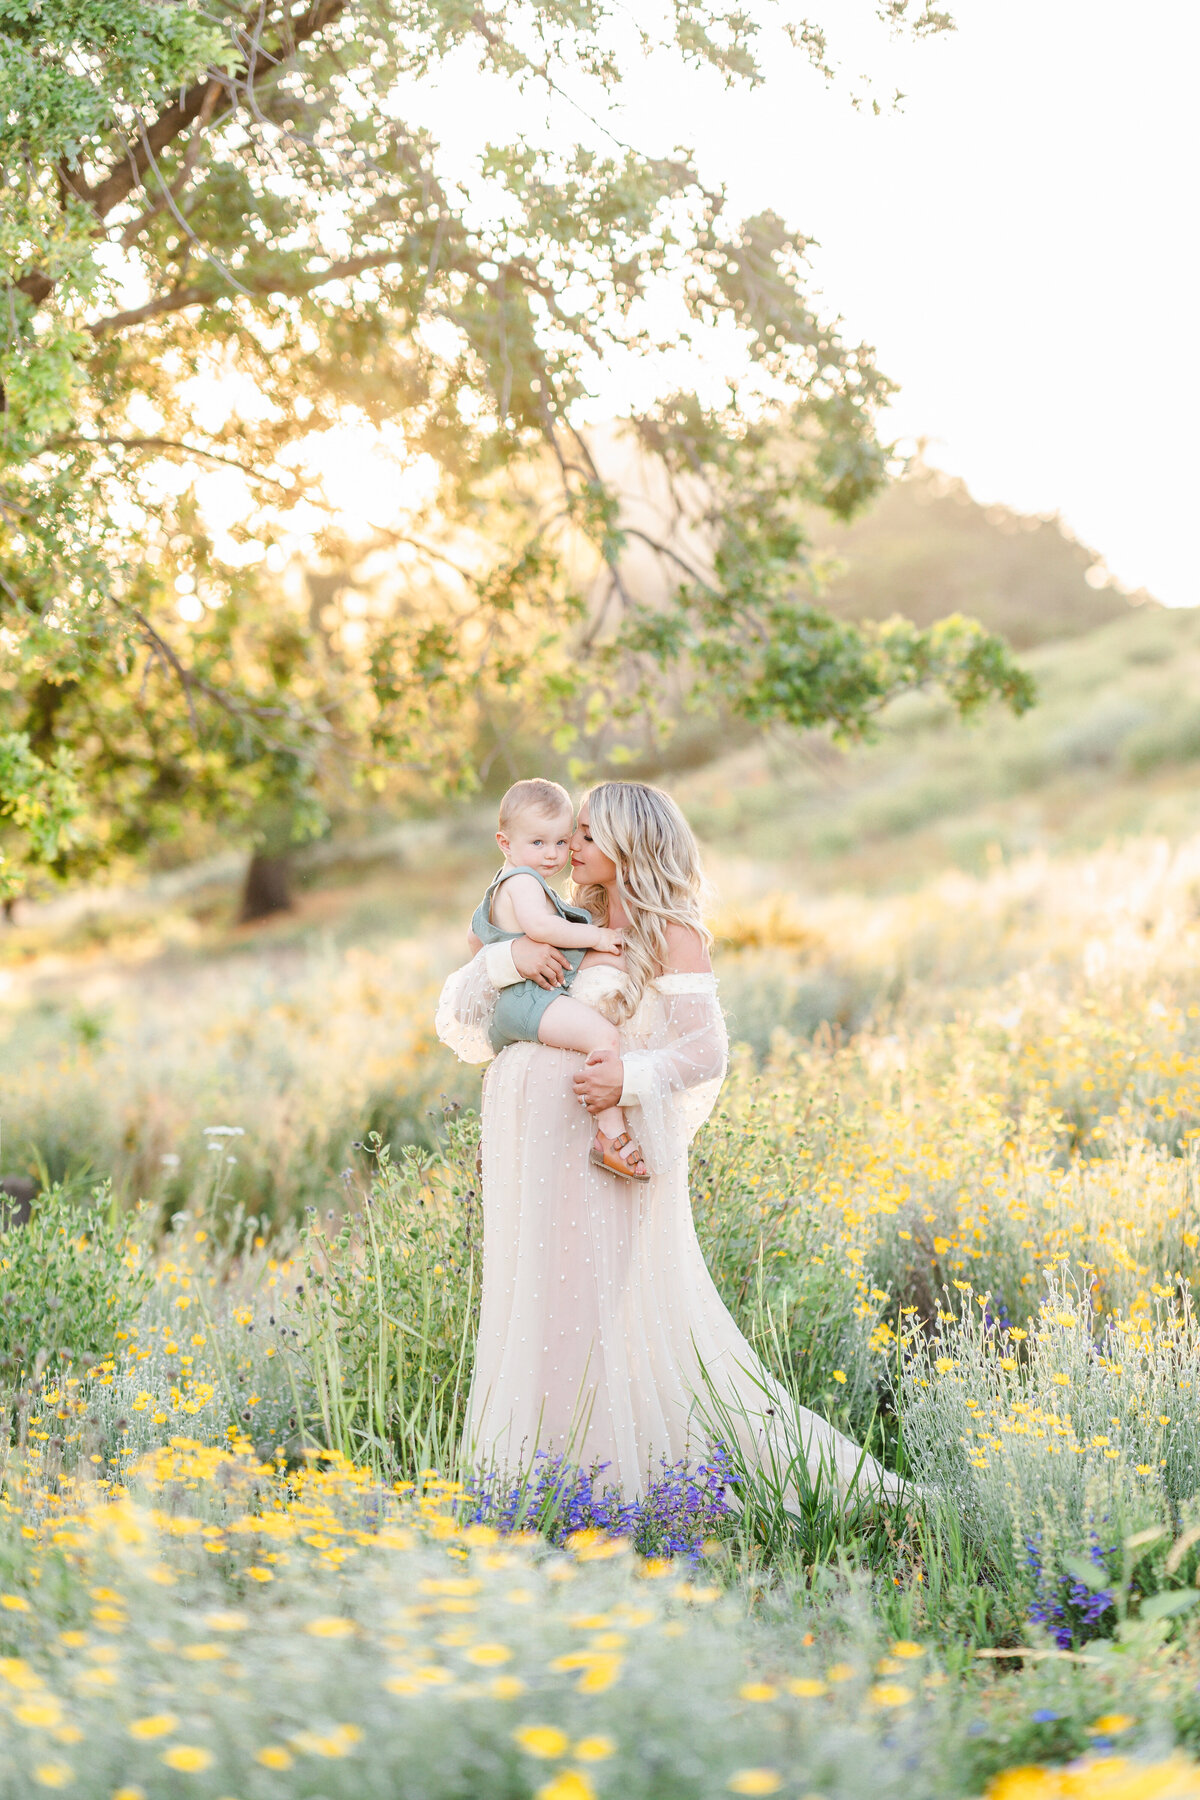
left=572, top=781, right=711, bottom=1020
left=498, top=778, right=573, bottom=834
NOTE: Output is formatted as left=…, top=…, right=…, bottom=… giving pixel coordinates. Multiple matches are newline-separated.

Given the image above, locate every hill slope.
left=673, top=602, right=1200, bottom=890
left=812, top=462, right=1139, bottom=648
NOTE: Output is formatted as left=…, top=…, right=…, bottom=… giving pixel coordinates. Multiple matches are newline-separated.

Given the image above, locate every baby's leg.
left=537, top=997, right=627, bottom=1144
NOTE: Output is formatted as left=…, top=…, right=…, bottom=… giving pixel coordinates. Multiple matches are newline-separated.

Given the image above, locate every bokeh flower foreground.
left=6, top=1435, right=1200, bottom=1800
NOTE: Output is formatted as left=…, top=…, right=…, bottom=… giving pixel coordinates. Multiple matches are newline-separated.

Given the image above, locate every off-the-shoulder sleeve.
left=435, top=946, right=508, bottom=1064
left=619, top=973, right=727, bottom=1173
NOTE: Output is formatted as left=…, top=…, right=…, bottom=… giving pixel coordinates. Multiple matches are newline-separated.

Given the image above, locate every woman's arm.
left=485, top=938, right=574, bottom=988
left=573, top=924, right=725, bottom=1169
left=575, top=921, right=715, bottom=1104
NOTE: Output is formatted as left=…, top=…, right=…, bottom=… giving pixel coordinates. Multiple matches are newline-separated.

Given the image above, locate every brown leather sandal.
left=590, top=1130, right=650, bottom=1182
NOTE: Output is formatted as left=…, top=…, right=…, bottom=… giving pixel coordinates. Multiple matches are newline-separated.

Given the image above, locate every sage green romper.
left=471, top=865, right=593, bottom=1055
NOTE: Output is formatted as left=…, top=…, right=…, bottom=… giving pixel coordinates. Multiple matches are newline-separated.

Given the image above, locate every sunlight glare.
left=302, top=426, right=441, bottom=538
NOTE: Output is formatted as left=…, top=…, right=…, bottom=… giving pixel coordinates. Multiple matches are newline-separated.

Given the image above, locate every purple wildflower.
left=1025, top=1530, right=1114, bottom=1648
left=463, top=1443, right=735, bottom=1558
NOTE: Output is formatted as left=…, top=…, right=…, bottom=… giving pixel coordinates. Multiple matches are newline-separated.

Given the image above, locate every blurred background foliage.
left=0, top=450, right=1190, bottom=1222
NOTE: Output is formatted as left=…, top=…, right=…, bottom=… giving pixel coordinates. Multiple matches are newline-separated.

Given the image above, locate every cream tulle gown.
left=437, top=959, right=901, bottom=1502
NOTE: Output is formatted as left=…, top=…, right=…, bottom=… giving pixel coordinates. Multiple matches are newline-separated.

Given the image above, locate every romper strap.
left=488, top=864, right=561, bottom=904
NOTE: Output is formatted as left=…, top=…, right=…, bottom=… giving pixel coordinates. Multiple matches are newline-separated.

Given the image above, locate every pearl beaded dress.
left=438, top=960, right=900, bottom=1501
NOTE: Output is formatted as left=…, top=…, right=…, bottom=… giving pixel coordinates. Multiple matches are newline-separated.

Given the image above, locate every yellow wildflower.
left=160, top=1747, right=213, bottom=1772
left=291, top=1725, right=361, bottom=1758
left=304, top=1617, right=355, bottom=1638
left=515, top=1725, right=571, bottom=1758
left=128, top=1715, right=177, bottom=1740
left=573, top=1737, right=615, bottom=1761
left=870, top=1683, right=914, bottom=1707
left=14, top=1699, right=62, bottom=1727
left=535, top=1774, right=596, bottom=1800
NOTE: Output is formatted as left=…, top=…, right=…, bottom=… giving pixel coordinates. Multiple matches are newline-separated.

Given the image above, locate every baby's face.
left=501, top=807, right=574, bottom=879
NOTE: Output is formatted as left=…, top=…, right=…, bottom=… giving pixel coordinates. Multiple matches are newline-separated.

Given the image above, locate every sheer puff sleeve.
left=435, top=942, right=520, bottom=1065
left=620, top=973, right=728, bottom=1173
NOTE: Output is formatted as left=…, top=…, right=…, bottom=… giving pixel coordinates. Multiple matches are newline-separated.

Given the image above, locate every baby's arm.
left=501, top=875, right=621, bottom=953
left=467, top=926, right=482, bottom=953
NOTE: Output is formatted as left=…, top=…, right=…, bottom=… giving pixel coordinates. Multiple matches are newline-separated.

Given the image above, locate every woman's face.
left=570, top=801, right=617, bottom=886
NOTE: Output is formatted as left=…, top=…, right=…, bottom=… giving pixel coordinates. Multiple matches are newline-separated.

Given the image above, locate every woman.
left=438, top=781, right=901, bottom=1502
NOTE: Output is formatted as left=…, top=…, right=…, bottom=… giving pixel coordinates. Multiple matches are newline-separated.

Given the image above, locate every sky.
left=633, top=0, right=1200, bottom=606
left=418, top=0, right=1199, bottom=605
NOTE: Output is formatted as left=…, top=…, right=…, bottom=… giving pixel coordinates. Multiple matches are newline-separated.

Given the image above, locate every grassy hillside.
left=1, top=606, right=1194, bottom=985
left=0, top=467, right=1189, bottom=1002
left=674, top=600, right=1200, bottom=891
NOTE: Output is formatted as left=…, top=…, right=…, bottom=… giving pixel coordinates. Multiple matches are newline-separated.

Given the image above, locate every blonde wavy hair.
left=571, top=781, right=712, bottom=1021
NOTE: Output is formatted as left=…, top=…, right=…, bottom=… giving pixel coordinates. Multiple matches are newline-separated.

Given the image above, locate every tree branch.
left=127, top=607, right=300, bottom=748
left=88, top=248, right=406, bottom=336
left=118, top=78, right=224, bottom=249
left=48, top=434, right=298, bottom=493
left=620, top=524, right=718, bottom=592
left=13, top=1, right=350, bottom=306
left=85, top=0, right=349, bottom=223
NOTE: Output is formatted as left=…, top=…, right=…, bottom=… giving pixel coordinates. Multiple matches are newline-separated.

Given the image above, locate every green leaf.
left=1138, top=1589, right=1200, bottom=1624
left=1062, top=1555, right=1110, bottom=1592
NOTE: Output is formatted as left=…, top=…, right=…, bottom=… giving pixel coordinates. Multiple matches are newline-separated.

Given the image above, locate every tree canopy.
left=0, top=0, right=1032, bottom=899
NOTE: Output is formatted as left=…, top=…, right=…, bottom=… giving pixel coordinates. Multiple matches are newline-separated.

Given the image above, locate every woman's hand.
left=573, top=1048, right=624, bottom=1114
left=512, top=937, right=571, bottom=989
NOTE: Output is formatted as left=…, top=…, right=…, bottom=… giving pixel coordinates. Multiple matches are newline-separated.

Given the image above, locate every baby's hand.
left=594, top=927, right=624, bottom=956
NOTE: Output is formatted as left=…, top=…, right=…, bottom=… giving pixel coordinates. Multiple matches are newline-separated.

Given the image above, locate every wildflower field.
left=11, top=830, right=1200, bottom=1795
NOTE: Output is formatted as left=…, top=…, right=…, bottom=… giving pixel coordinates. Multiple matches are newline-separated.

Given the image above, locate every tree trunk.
left=2, top=897, right=15, bottom=924
left=239, top=850, right=294, bottom=922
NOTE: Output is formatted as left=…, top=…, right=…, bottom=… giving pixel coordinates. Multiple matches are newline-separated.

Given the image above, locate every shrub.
left=1122, top=704, right=1200, bottom=776
left=0, top=1183, right=150, bottom=1386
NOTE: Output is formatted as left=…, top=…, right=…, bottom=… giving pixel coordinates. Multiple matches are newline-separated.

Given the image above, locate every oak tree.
left=0, top=0, right=1031, bottom=909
